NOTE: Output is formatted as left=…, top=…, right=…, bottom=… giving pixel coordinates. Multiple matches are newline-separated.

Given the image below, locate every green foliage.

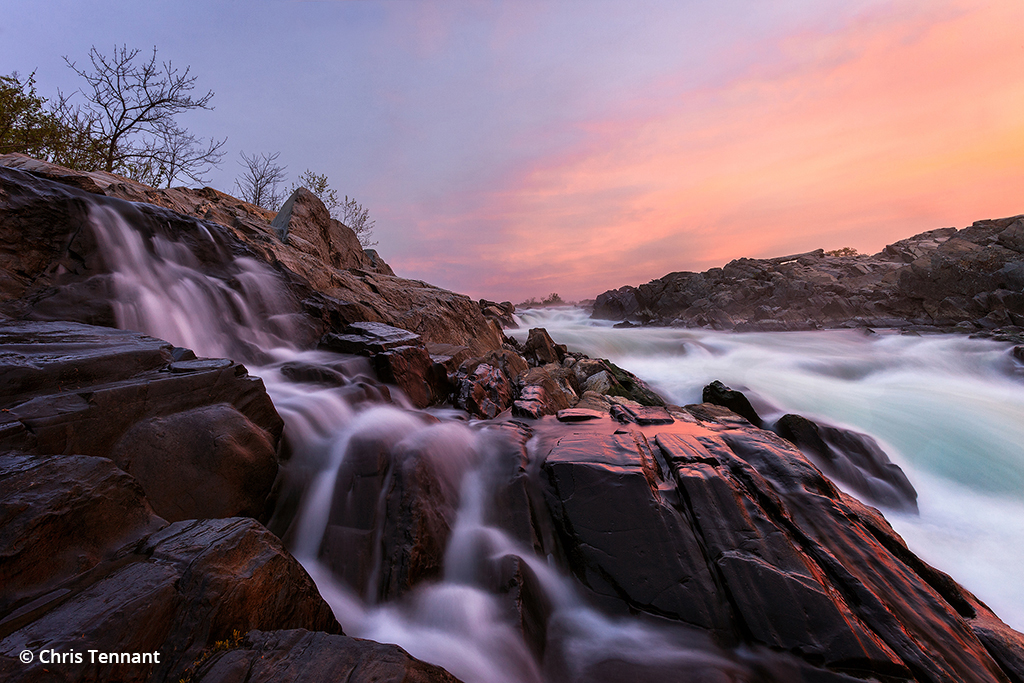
left=825, top=247, right=859, bottom=257
left=0, top=71, right=104, bottom=168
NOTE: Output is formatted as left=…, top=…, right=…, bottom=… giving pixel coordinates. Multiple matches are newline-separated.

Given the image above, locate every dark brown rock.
left=523, top=327, right=566, bottom=365
left=110, top=404, right=279, bottom=522
left=0, top=453, right=164, bottom=612
left=189, top=629, right=462, bottom=683
left=774, top=413, right=918, bottom=512
left=702, top=380, right=763, bottom=427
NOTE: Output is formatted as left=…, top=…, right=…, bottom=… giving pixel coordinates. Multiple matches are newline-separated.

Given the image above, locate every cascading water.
left=514, top=307, right=1024, bottom=631
left=81, top=197, right=1024, bottom=681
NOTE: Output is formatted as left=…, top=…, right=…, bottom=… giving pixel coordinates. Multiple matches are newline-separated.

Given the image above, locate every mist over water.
left=515, top=307, right=1024, bottom=630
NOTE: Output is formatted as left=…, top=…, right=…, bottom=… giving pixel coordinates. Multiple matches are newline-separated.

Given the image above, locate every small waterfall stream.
left=81, top=200, right=1024, bottom=680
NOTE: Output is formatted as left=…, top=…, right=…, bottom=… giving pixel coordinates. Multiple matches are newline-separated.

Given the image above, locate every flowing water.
left=81, top=200, right=1024, bottom=680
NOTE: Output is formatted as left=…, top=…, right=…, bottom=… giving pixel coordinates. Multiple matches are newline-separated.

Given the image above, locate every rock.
left=555, top=408, right=606, bottom=422
left=480, top=299, right=517, bottom=328
left=455, top=363, right=515, bottom=419
left=320, top=321, right=423, bottom=354
left=373, top=344, right=447, bottom=409
left=702, top=380, right=763, bottom=427
left=512, top=365, right=578, bottom=419
left=426, top=343, right=473, bottom=373
left=0, top=321, right=283, bottom=522
left=0, top=451, right=340, bottom=683
left=523, top=327, right=566, bottom=365
left=110, top=404, right=279, bottom=522
left=532, top=413, right=1024, bottom=682
left=0, top=453, right=164, bottom=611
left=362, top=248, right=395, bottom=276
left=590, top=214, right=1024, bottom=333
left=188, top=629, right=461, bottom=683
left=592, top=285, right=644, bottom=321
left=774, top=413, right=918, bottom=512
left=0, top=518, right=340, bottom=683
left=272, top=187, right=370, bottom=271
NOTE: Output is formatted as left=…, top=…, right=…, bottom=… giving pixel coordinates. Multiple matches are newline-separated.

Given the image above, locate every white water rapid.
left=82, top=201, right=1024, bottom=681
left=514, top=307, right=1024, bottom=632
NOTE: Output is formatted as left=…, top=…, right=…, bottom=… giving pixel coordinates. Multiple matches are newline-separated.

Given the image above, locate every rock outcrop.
left=0, top=154, right=502, bottom=356
left=593, top=218, right=1024, bottom=335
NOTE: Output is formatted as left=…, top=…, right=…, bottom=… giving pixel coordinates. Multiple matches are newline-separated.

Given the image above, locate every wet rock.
left=427, top=342, right=473, bottom=373
left=702, top=380, right=763, bottom=427
left=556, top=408, right=606, bottom=422
left=110, top=404, right=279, bottom=522
left=320, top=321, right=423, bottom=354
left=774, top=413, right=918, bottom=512
left=0, top=518, right=340, bottom=683
left=530, top=411, right=1024, bottom=681
left=0, top=453, right=164, bottom=611
left=523, top=327, right=566, bottom=366
left=373, top=344, right=447, bottom=408
left=189, top=629, right=461, bottom=683
left=513, top=365, right=578, bottom=419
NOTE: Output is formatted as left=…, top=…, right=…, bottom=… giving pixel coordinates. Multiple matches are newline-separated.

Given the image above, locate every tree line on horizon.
left=0, top=45, right=375, bottom=246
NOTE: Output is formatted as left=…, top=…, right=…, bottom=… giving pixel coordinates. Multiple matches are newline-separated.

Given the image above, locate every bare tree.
left=235, top=151, right=287, bottom=210
left=61, top=45, right=225, bottom=185
left=340, top=195, right=377, bottom=247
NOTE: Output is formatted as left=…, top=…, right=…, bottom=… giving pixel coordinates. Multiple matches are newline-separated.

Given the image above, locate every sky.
left=2, top=0, right=1023, bottom=303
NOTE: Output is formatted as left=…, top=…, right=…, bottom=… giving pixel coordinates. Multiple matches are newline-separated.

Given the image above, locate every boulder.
left=774, top=413, right=918, bottom=512
left=272, top=187, right=370, bottom=272
left=701, top=380, right=763, bottom=427
left=523, top=327, right=566, bottom=366
left=532, top=412, right=1024, bottom=682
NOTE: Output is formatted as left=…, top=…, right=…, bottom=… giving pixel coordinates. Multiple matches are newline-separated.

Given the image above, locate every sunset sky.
left=2, top=0, right=1023, bottom=302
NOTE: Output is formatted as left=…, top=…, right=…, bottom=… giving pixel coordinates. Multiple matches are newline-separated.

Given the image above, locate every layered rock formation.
left=593, top=219, right=1024, bottom=335
left=0, top=321, right=456, bottom=682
